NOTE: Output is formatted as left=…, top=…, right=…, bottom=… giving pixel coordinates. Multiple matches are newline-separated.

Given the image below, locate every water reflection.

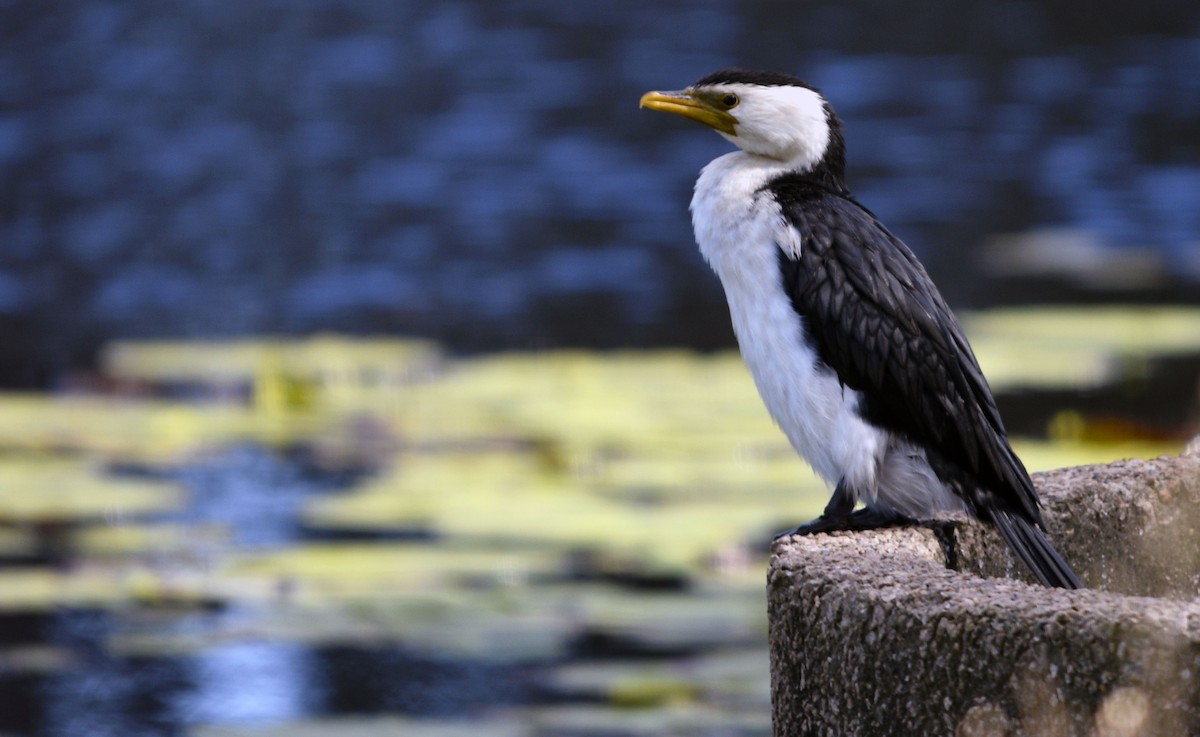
left=0, top=609, right=473, bottom=734
left=35, top=610, right=186, bottom=737
left=170, top=446, right=351, bottom=550
left=34, top=615, right=314, bottom=735
left=2, top=608, right=544, bottom=735
left=312, top=645, right=530, bottom=717
left=180, top=641, right=311, bottom=726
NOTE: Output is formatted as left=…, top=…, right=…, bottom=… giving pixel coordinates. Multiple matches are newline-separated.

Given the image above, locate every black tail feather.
left=992, top=510, right=1081, bottom=589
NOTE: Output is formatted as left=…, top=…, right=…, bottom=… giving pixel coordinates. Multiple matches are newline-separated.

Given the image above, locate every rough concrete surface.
left=768, top=453, right=1200, bottom=737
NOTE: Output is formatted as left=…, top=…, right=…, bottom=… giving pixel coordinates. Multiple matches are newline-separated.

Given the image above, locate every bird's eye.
left=721, top=93, right=739, bottom=108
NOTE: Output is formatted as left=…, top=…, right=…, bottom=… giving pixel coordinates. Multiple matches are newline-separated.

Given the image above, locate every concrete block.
left=768, top=453, right=1200, bottom=737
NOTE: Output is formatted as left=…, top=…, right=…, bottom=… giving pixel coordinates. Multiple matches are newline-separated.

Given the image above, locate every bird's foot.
left=773, top=507, right=916, bottom=540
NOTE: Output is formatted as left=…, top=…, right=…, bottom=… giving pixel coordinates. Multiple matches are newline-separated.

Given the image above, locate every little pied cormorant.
left=641, top=68, right=1080, bottom=589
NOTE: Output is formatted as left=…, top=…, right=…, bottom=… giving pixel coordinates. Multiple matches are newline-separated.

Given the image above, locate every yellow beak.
left=639, top=90, right=737, bottom=135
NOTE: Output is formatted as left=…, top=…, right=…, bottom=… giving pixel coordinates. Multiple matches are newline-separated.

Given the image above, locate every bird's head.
left=640, top=68, right=844, bottom=177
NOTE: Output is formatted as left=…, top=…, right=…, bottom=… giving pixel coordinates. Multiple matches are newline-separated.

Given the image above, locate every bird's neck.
left=793, top=158, right=848, bottom=196
left=767, top=139, right=847, bottom=195
left=775, top=121, right=849, bottom=195
left=693, top=150, right=849, bottom=217
left=720, top=148, right=849, bottom=197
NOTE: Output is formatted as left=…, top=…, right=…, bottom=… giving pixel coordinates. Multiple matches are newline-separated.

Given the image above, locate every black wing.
left=770, top=181, right=1080, bottom=588
left=771, top=182, right=1040, bottom=525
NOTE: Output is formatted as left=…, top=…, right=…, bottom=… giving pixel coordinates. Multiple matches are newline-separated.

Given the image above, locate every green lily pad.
left=0, top=458, right=183, bottom=522
left=963, top=306, right=1200, bottom=389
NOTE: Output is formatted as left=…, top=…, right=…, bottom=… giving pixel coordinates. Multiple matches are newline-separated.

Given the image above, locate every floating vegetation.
left=74, top=523, right=228, bottom=558
left=0, top=566, right=220, bottom=612
left=300, top=451, right=816, bottom=578
left=517, top=703, right=771, bottom=736
left=545, top=647, right=770, bottom=709
left=225, top=543, right=564, bottom=601
left=0, top=394, right=298, bottom=465
left=1011, top=437, right=1180, bottom=473
left=963, top=305, right=1200, bottom=390
left=0, top=458, right=182, bottom=523
left=101, top=336, right=441, bottom=414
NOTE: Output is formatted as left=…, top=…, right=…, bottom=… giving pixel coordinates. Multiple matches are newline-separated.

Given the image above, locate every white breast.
left=690, top=152, right=886, bottom=497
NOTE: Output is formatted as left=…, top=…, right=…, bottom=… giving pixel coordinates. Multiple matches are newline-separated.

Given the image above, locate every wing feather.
left=772, top=186, right=1042, bottom=525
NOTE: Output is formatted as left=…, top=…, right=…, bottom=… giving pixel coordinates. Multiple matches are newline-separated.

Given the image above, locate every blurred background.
left=1, top=1, right=1199, bottom=735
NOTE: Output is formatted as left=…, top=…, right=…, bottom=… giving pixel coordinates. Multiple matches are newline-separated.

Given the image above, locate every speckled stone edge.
left=768, top=453, right=1200, bottom=737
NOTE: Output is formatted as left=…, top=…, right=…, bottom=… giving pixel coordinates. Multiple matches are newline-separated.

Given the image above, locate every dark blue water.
left=1, top=1, right=1198, bottom=383
left=0, top=609, right=538, bottom=736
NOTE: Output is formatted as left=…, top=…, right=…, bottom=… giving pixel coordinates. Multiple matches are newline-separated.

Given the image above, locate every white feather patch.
left=692, top=150, right=884, bottom=494
left=774, top=215, right=803, bottom=258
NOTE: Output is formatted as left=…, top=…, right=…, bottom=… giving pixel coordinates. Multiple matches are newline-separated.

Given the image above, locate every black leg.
left=821, top=478, right=856, bottom=518
left=773, top=478, right=854, bottom=539
left=773, top=478, right=916, bottom=540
